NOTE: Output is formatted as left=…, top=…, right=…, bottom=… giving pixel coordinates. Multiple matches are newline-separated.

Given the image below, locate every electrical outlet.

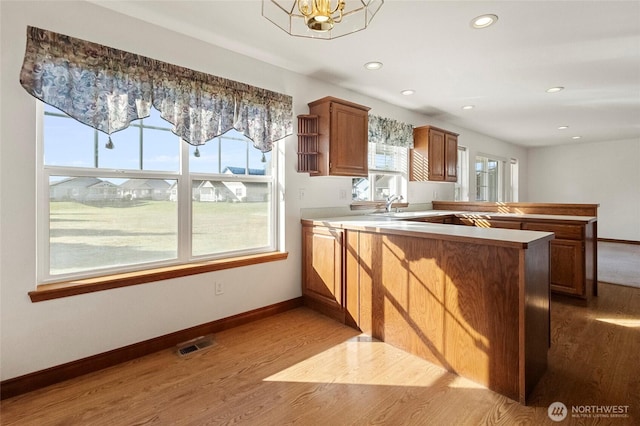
left=339, top=189, right=347, bottom=200
left=215, top=282, right=224, bottom=295
left=299, top=188, right=305, bottom=200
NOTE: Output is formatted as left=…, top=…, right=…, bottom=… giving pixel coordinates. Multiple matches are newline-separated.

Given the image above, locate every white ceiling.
left=92, top=0, right=640, bottom=148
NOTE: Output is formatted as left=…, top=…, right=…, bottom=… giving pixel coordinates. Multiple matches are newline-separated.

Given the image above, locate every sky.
left=44, top=103, right=271, bottom=181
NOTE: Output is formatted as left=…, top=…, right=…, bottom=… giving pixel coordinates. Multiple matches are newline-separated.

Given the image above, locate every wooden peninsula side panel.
left=344, top=230, right=550, bottom=404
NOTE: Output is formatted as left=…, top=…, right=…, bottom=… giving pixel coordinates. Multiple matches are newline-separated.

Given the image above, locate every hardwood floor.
left=1, top=282, right=638, bottom=425
left=598, top=241, right=640, bottom=288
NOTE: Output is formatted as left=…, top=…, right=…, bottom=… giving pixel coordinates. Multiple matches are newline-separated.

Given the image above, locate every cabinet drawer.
left=456, top=217, right=521, bottom=229
left=409, top=215, right=455, bottom=224
left=522, top=222, right=583, bottom=240
left=487, top=219, right=522, bottom=230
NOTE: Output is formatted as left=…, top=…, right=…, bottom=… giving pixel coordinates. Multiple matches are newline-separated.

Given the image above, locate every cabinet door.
left=329, top=102, right=368, bottom=177
left=444, top=133, right=458, bottom=182
left=428, top=128, right=446, bottom=181
left=409, top=127, right=429, bottom=181
left=302, top=226, right=344, bottom=316
left=549, top=239, right=585, bottom=296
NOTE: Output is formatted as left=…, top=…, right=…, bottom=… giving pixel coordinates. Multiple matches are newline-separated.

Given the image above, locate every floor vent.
left=176, top=335, right=215, bottom=357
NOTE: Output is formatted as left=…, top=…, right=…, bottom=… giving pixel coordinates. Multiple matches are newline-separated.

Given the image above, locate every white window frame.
left=455, top=145, right=469, bottom=201
left=510, top=158, right=519, bottom=202
left=37, top=103, right=279, bottom=284
left=352, top=142, right=408, bottom=203
left=475, top=154, right=506, bottom=202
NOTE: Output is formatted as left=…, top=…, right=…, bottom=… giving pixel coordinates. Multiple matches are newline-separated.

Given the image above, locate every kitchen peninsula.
left=302, top=214, right=554, bottom=404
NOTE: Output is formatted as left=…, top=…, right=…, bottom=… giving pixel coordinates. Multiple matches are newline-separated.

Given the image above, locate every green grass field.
left=49, top=201, right=270, bottom=275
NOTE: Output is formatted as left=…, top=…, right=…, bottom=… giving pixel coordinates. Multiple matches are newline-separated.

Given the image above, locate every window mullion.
left=139, top=118, right=144, bottom=170
left=36, top=101, right=50, bottom=282
left=178, top=139, right=192, bottom=263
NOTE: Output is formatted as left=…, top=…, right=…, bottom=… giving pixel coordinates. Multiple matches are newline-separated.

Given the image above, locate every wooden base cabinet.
left=522, top=221, right=595, bottom=299
left=433, top=202, right=599, bottom=301
left=301, top=224, right=345, bottom=323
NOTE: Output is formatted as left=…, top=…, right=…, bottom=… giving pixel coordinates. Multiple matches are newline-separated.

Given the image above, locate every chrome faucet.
left=385, top=194, right=403, bottom=212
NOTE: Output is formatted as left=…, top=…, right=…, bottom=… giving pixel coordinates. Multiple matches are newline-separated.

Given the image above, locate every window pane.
left=249, top=149, right=271, bottom=174
left=192, top=181, right=271, bottom=257
left=352, top=177, right=369, bottom=201
left=455, top=146, right=468, bottom=201
left=98, top=129, right=141, bottom=170
left=189, top=130, right=273, bottom=175
left=221, top=132, right=249, bottom=173
left=49, top=176, right=178, bottom=275
left=142, top=126, right=180, bottom=172
left=44, top=105, right=96, bottom=168
left=190, top=139, right=221, bottom=174
left=475, top=156, right=503, bottom=202
left=44, top=106, right=179, bottom=171
left=357, top=142, right=407, bottom=202
left=373, top=174, right=398, bottom=200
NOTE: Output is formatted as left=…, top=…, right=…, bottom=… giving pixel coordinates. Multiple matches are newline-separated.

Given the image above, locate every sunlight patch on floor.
left=595, top=317, right=640, bottom=328
left=264, top=335, right=450, bottom=387
left=446, top=375, right=487, bottom=389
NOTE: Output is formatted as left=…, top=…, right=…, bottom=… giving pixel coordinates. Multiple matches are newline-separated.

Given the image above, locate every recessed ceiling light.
left=471, top=14, right=498, bottom=29
left=572, top=136, right=582, bottom=140
left=401, top=89, right=415, bottom=96
left=558, top=126, right=569, bottom=130
left=364, top=61, right=383, bottom=70
left=462, top=105, right=475, bottom=110
left=546, top=86, right=565, bottom=93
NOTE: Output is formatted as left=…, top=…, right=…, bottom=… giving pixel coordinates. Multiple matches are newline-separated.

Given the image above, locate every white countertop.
left=366, top=210, right=597, bottom=223
left=302, top=215, right=556, bottom=248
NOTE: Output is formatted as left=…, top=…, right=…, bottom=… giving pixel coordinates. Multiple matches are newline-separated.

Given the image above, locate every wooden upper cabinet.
left=445, top=132, right=458, bottom=181
left=307, top=97, right=370, bottom=177
left=410, top=125, right=458, bottom=182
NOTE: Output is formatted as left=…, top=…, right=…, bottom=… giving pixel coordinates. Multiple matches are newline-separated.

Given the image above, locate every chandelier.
left=262, top=0, right=383, bottom=40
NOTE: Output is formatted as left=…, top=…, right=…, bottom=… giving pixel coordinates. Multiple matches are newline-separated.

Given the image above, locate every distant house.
left=169, top=168, right=269, bottom=203
left=168, top=181, right=219, bottom=202
left=221, top=167, right=269, bottom=202
left=49, top=177, right=118, bottom=201
left=119, top=179, right=171, bottom=201
left=192, top=180, right=217, bottom=202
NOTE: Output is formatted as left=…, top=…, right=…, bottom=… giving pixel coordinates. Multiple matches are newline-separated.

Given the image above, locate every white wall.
left=0, top=1, right=527, bottom=380
left=527, top=138, right=640, bottom=241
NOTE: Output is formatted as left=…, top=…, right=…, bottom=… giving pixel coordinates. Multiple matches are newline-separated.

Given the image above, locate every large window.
left=475, top=155, right=504, bottom=202
left=510, top=158, right=519, bottom=202
left=455, top=146, right=469, bottom=201
left=352, top=142, right=407, bottom=202
left=40, top=104, right=276, bottom=282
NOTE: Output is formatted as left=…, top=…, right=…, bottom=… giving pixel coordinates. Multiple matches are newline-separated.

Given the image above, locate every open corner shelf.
left=297, top=114, right=320, bottom=175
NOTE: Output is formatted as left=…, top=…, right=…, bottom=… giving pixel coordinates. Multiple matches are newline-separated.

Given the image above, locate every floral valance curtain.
left=19, top=26, right=293, bottom=152
left=368, top=115, right=414, bottom=148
